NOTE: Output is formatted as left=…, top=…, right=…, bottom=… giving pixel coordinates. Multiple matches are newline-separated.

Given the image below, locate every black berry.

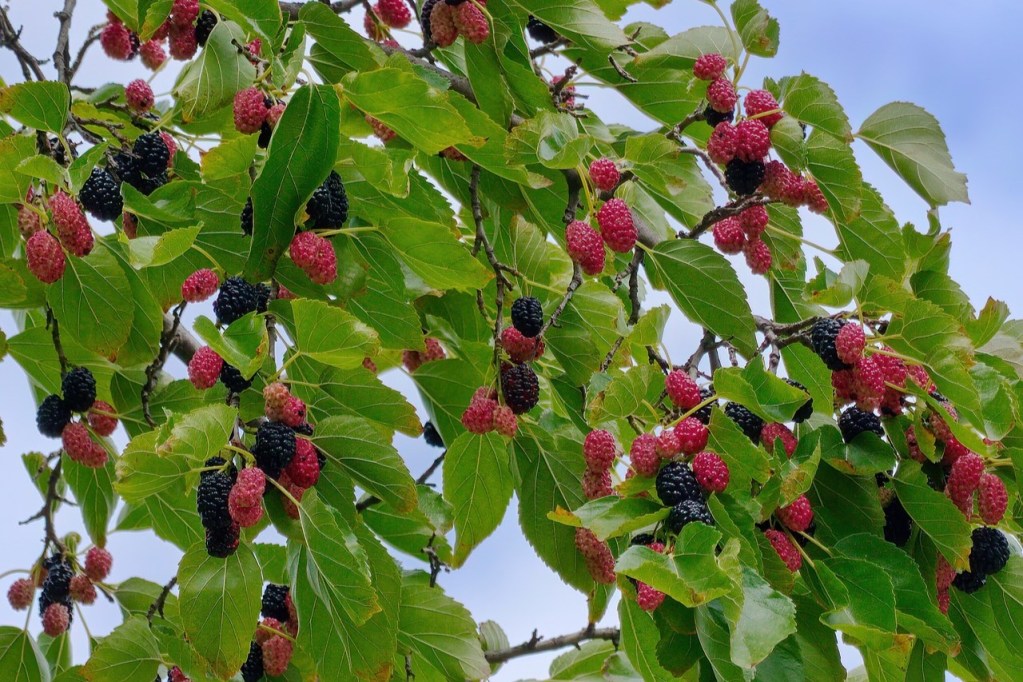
left=79, top=168, right=123, bottom=221
left=258, top=121, right=273, bottom=149
left=240, top=197, right=253, bottom=235
left=421, top=0, right=439, bottom=42
left=501, top=363, right=540, bottom=414
left=214, top=276, right=260, bottom=325
left=511, top=297, right=544, bottom=338
left=255, top=283, right=271, bottom=313
left=197, top=457, right=235, bottom=530
left=241, top=642, right=265, bottom=682
left=703, top=106, right=733, bottom=127
left=724, top=158, right=765, bottom=196
left=655, top=461, right=702, bottom=507
left=253, top=421, right=297, bottom=479
left=306, top=171, right=348, bottom=229
left=37, top=394, right=72, bottom=438
left=261, top=583, right=290, bottom=621
left=423, top=421, right=444, bottom=448
left=838, top=407, right=883, bottom=443
left=969, top=527, right=1009, bottom=576
left=724, top=402, right=764, bottom=443
left=667, top=499, right=714, bottom=534
left=220, top=363, right=252, bottom=394
left=62, top=367, right=97, bottom=412
left=693, top=387, right=715, bottom=425
left=810, top=318, right=851, bottom=371
left=785, top=379, right=814, bottom=422
left=195, top=9, right=218, bottom=46
left=882, top=498, right=911, bottom=547
left=527, top=16, right=558, bottom=43
left=630, top=533, right=657, bottom=546
left=133, top=132, right=170, bottom=177
left=952, top=570, right=986, bottom=594
left=205, top=524, right=239, bottom=558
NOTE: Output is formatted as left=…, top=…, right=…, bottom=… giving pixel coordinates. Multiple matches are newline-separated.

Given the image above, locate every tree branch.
left=484, top=624, right=621, bottom=664
left=538, top=263, right=583, bottom=337
left=280, top=0, right=361, bottom=19
left=46, top=307, right=69, bottom=379
left=0, top=8, right=47, bottom=80
left=53, top=0, right=77, bottom=84
left=143, top=302, right=186, bottom=428
left=146, top=576, right=177, bottom=624
left=681, top=194, right=774, bottom=240
left=355, top=449, right=446, bottom=513
left=20, top=457, right=67, bottom=558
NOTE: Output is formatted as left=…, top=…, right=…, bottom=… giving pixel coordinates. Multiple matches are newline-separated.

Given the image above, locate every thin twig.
left=627, top=251, right=643, bottom=325
left=52, top=0, right=77, bottom=84
left=142, top=302, right=186, bottom=428
left=562, top=168, right=582, bottom=225
left=608, top=54, right=637, bottom=82
left=485, top=624, right=620, bottom=664
left=355, top=450, right=446, bottom=512
left=20, top=458, right=66, bottom=558
left=0, top=8, right=47, bottom=80
left=529, top=38, right=567, bottom=59
left=146, top=576, right=177, bottom=625
left=538, top=263, right=583, bottom=337
left=46, top=307, right=69, bottom=379
left=68, top=24, right=101, bottom=81
left=682, top=195, right=774, bottom=240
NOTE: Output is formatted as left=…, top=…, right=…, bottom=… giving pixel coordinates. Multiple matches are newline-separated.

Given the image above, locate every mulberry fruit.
left=79, top=168, right=123, bottom=221
left=423, top=421, right=444, bottom=448
left=838, top=407, right=884, bottom=443
left=765, top=529, right=801, bottom=572
left=596, top=198, right=637, bottom=253
left=527, top=16, right=558, bottom=43
left=62, top=367, right=97, bottom=412
left=655, top=461, right=702, bottom=507
left=181, top=268, right=220, bottom=302
left=674, top=417, right=708, bottom=456
left=978, top=473, right=1008, bottom=525
left=241, top=642, right=265, bottom=682
left=306, top=170, right=349, bottom=229
left=511, top=296, right=543, bottom=338
left=188, top=346, right=223, bottom=390
left=883, top=498, right=912, bottom=547
left=84, top=547, right=112, bottom=582
left=197, top=458, right=236, bottom=530
left=760, top=422, right=797, bottom=458
left=724, top=402, right=764, bottom=442
left=234, top=87, right=269, bottom=134
left=501, top=363, right=539, bottom=414
left=667, top=499, right=713, bottom=533
left=125, top=79, right=154, bottom=113
left=835, top=323, right=866, bottom=365
left=630, top=434, right=660, bottom=477
left=810, top=318, right=850, bottom=371
left=952, top=570, right=986, bottom=594
left=691, top=452, right=729, bottom=493
left=253, top=421, right=297, bottom=478
left=565, top=220, right=605, bottom=275
left=37, top=395, right=72, bottom=437
left=664, top=370, right=700, bottom=409
left=588, top=158, right=620, bottom=192
left=134, top=132, right=170, bottom=177
left=214, top=276, right=259, bottom=325
left=195, top=9, right=218, bottom=45
left=744, top=89, right=783, bottom=128
left=26, top=231, right=67, bottom=283
left=785, top=379, right=813, bottom=422
left=693, top=53, right=727, bottom=81
left=205, top=524, right=240, bottom=558
left=261, top=584, right=291, bottom=622
left=724, top=158, right=765, bottom=196
left=712, top=216, right=745, bottom=254
left=969, top=527, right=1009, bottom=576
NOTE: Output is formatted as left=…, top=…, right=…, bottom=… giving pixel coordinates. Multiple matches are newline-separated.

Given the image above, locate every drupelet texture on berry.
left=765, top=529, right=801, bottom=572
left=744, top=89, right=783, bottom=127
left=743, top=238, right=772, bottom=275
left=188, top=346, right=224, bottom=390
left=969, top=527, right=1009, bottom=576
left=197, top=458, right=236, bottom=530
left=784, top=379, right=813, bottom=422
left=7, top=578, right=34, bottom=611
left=588, top=158, right=620, bottom=192
left=134, top=132, right=171, bottom=177
left=947, top=452, right=984, bottom=506
left=776, top=495, right=813, bottom=532
left=70, top=574, right=97, bottom=604
left=125, top=78, right=154, bottom=113
left=810, top=318, right=851, bottom=371
left=583, top=429, right=617, bottom=471
left=760, top=422, right=797, bottom=458
left=26, top=230, right=67, bottom=284
left=205, top=523, right=240, bottom=558
left=724, top=158, right=765, bottom=195
left=181, top=268, right=220, bottom=302
left=62, top=367, right=97, bottom=412
left=565, top=220, right=605, bottom=275
left=707, top=77, right=737, bottom=113
left=240, top=197, right=253, bottom=235
left=37, top=394, right=72, bottom=437
left=834, top=323, right=866, bottom=365
left=596, top=198, right=637, bottom=253
left=703, top=106, right=733, bottom=127
left=692, top=452, right=729, bottom=493
left=724, top=402, right=765, bottom=442
left=501, top=363, right=540, bottom=414
left=195, top=9, right=218, bottom=45
left=667, top=499, right=714, bottom=533
left=452, top=1, right=489, bottom=44
left=214, top=276, right=259, bottom=325
left=734, top=119, right=771, bottom=162
left=655, top=461, right=702, bottom=507
left=693, top=53, right=727, bottom=81
left=79, top=168, right=123, bottom=221
left=978, top=473, right=1008, bottom=525
left=139, top=39, right=166, bottom=69
left=306, top=171, right=349, bottom=229
left=262, top=583, right=291, bottom=622
left=630, top=433, right=660, bottom=477
left=234, top=87, right=269, bottom=134
left=582, top=468, right=612, bottom=499
left=526, top=16, right=558, bottom=43
left=575, top=528, right=615, bottom=584
left=674, top=417, right=709, bottom=456
left=62, top=422, right=107, bottom=468
left=712, top=217, right=746, bottom=255
left=664, top=370, right=701, bottom=409
left=952, top=570, right=986, bottom=594
left=707, top=122, right=738, bottom=165
left=511, top=297, right=543, bottom=338
left=100, top=22, right=135, bottom=60
left=262, top=635, right=294, bottom=676
left=500, top=326, right=543, bottom=363
left=84, top=546, right=113, bottom=582
left=253, top=421, right=297, bottom=478
left=838, top=407, right=884, bottom=443
left=42, top=603, right=70, bottom=637
left=376, top=0, right=412, bottom=28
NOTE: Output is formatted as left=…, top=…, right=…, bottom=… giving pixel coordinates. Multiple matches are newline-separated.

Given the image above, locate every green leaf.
left=806, top=128, right=862, bottom=223
left=204, top=0, right=281, bottom=45
left=443, top=432, right=513, bottom=567
left=546, top=281, right=625, bottom=386
left=857, top=102, right=969, bottom=207
left=893, top=461, right=972, bottom=568
left=81, top=617, right=160, bottom=682
left=819, top=558, right=900, bottom=650
left=551, top=496, right=668, bottom=542
left=983, top=557, right=1023, bottom=659
left=412, top=358, right=485, bottom=446
left=589, top=364, right=662, bottom=424
left=507, top=111, right=592, bottom=169
left=646, top=240, right=756, bottom=357
left=695, top=603, right=747, bottom=682
left=173, top=21, right=256, bottom=122
left=125, top=226, right=201, bottom=268
left=508, top=0, right=630, bottom=50
left=381, top=217, right=492, bottom=292
left=114, top=430, right=189, bottom=502
left=0, top=627, right=50, bottom=682
left=730, top=0, right=779, bottom=57
left=114, top=577, right=179, bottom=622
left=300, top=2, right=378, bottom=74
left=779, top=73, right=851, bottom=140
left=807, top=461, right=884, bottom=545
left=835, top=184, right=907, bottom=283
left=16, top=155, right=68, bottom=187
left=619, top=598, right=674, bottom=681
left=362, top=485, right=453, bottom=564
left=193, top=313, right=268, bottom=379
left=712, top=360, right=809, bottom=422
left=62, top=454, right=115, bottom=547
left=397, top=572, right=491, bottom=680
left=38, top=632, right=71, bottom=677
left=615, top=524, right=734, bottom=607
left=0, top=82, right=70, bottom=133
left=288, top=298, right=379, bottom=368
left=706, top=409, right=771, bottom=488
left=47, top=245, right=133, bottom=357
left=178, top=542, right=263, bottom=678
left=720, top=567, right=796, bottom=669
left=297, top=490, right=379, bottom=624
left=245, top=84, right=341, bottom=280
left=312, top=415, right=417, bottom=513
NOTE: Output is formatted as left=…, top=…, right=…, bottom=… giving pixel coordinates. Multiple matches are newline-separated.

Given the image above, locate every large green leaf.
left=731, top=0, right=779, bottom=57
left=245, top=85, right=341, bottom=280
left=300, top=2, right=378, bottom=75
left=81, top=617, right=160, bottom=682
left=0, top=627, right=49, bottom=682
left=857, top=102, right=969, bottom=207
left=893, top=461, right=972, bottom=568
left=204, top=0, right=281, bottom=45
left=545, top=281, right=625, bottom=386
left=646, top=240, right=756, bottom=357
left=193, top=313, right=267, bottom=378
left=62, top=454, right=116, bottom=547
left=712, top=360, right=809, bottom=422
left=178, top=542, right=263, bottom=678
left=552, top=496, right=668, bottom=541
left=619, top=598, right=674, bottom=681
left=47, top=245, right=133, bottom=357
left=0, top=82, right=69, bottom=133
left=312, top=415, right=417, bottom=513
left=443, top=432, right=514, bottom=566
left=508, top=0, right=630, bottom=50
left=173, top=21, right=256, bottom=122
left=288, top=298, right=380, bottom=368
left=381, top=218, right=492, bottom=293
left=780, top=73, right=851, bottom=140
left=720, top=567, right=796, bottom=669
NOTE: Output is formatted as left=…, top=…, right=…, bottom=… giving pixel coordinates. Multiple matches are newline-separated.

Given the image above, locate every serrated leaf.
left=178, top=542, right=262, bottom=678
left=173, top=21, right=256, bottom=122
left=508, top=0, right=630, bottom=51
left=193, top=313, right=267, bottom=378
left=381, top=217, right=492, bottom=292
left=0, top=627, right=50, bottom=682
left=720, top=567, right=796, bottom=668
left=706, top=409, right=771, bottom=488
left=857, top=102, right=969, bottom=207
left=0, top=81, right=70, bottom=133
left=731, top=0, right=779, bottom=57
left=288, top=298, right=379, bottom=368
left=551, top=496, right=668, bottom=541
left=444, top=432, right=513, bottom=566
left=62, top=454, right=115, bottom=547
left=81, top=617, right=160, bottom=682
left=712, top=360, right=809, bottom=422
left=780, top=73, right=851, bottom=140
left=893, top=461, right=972, bottom=568
left=47, top=245, right=133, bottom=357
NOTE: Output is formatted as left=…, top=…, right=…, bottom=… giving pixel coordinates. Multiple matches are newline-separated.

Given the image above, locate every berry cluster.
left=402, top=337, right=447, bottom=372
left=36, top=367, right=118, bottom=468
left=422, top=0, right=490, bottom=47
left=233, top=88, right=286, bottom=146
left=239, top=584, right=299, bottom=680
left=460, top=386, right=518, bottom=438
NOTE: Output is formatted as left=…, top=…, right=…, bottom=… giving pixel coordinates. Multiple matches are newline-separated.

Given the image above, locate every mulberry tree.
left=0, top=0, right=1020, bottom=680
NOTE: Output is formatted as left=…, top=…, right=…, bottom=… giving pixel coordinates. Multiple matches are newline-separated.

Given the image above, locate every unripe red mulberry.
left=428, top=1, right=458, bottom=47
left=946, top=453, right=984, bottom=506
left=70, top=575, right=97, bottom=604
left=693, top=53, right=727, bottom=81
left=26, top=231, right=66, bottom=283
left=744, top=89, right=783, bottom=128
left=453, top=1, right=489, bottom=44
left=665, top=370, right=701, bottom=409
left=637, top=582, right=666, bottom=612
left=712, top=217, right=746, bottom=254
left=181, top=268, right=220, bottom=302
left=500, top=327, right=543, bottom=363
left=760, top=422, right=796, bottom=458
left=565, top=220, right=605, bottom=275
left=760, top=161, right=803, bottom=205
left=49, top=191, right=93, bottom=257
left=7, top=578, right=34, bottom=610
left=575, top=528, right=615, bottom=584
left=738, top=204, right=769, bottom=239
left=582, top=468, right=612, bottom=499
left=187, top=346, right=224, bottom=390
left=17, top=204, right=43, bottom=238
left=583, top=430, right=617, bottom=471
left=100, top=22, right=134, bottom=60
left=596, top=199, right=637, bottom=253
left=734, top=119, right=771, bottom=162
left=691, top=452, right=729, bottom=493
left=835, top=323, right=866, bottom=365
left=262, top=635, right=294, bottom=676
left=588, top=158, right=620, bottom=192
left=706, top=122, right=738, bottom=165
left=234, top=87, right=269, bottom=134
left=84, top=546, right=113, bottom=582
left=125, top=79, right=154, bottom=113
left=776, top=495, right=813, bottom=532
left=978, top=472, right=1008, bottom=525
left=62, top=422, right=107, bottom=468
left=707, top=77, right=737, bottom=113
left=139, top=40, right=167, bottom=69
left=461, top=393, right=496, bottom=434
left=765, top=529, right=801, bottom=572
left=801, top=178, right=829, bottom=214
left=493, top=405, right=518, bottom=438
left=630, top=434, right=660, bottom=477
left=674, top=417, right=709, bottom=456
left=376, top=0, right=412, bottom=28
left=168, top=23, right=197, bottom=60
left=42, top=603, right=70, bottom=637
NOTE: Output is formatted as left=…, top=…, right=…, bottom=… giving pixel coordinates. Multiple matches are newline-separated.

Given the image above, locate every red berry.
left=707, top=77, right=737, bottom=113
left=70, top=574, right=97, bottom=604
left=665, top=370, right=701, bottom=409
left=588, top=158, right=620, bottom=192
left=873, top=350, right=907, bottom=387
left=582, top=468, right=612, bottom=499
left=596, top=199, right=637, bottom=253
left=429, top=1, right=458, bottom=47
left=734, top=119, right=771, bottom=162
left=168, top=666, right=189, bottom=682
left=907, top=365, right=934, bottom=392
left=630, top=434, right=660, bottom=477
left=583, top=430, right=617, bottom=471
left=760, top=422, right=797, bottom=458
left=743, top=237, right=772, bottom=275
left=262, top=635, right=294, bottom=676
left=364, top=10, right=386, bottom=41
left=461, top=396, right=496, bottom=434
left=941, top=436, right=969, bottom=466
left=181, top=268, right=220, bottom=302
left=423, top=337, right=446, bottom=362
left=62, top=422, right=107, bottom=468
left=366, top=114, right=397, bottom=141
left=170, top=0, right=199, bottom=27
left=290, top=231, right=337, bottom=284
left=493, top=405, right=518, bottom=438
left=376, top=0, right=413, bottom=27
left=851, top=356, right=885, bottom=412
left=168, top=23, right=197, bottom=60
left=738, top=204, right=769, bottom=239
left=675, top=417, right=709, bottom=456
left=655, top=429, right=682, bottom=459
left=100, top=22, right=134, bottom=60
left=453, top=1, right=489, bottom=44
left=281, top=395, right=307, bottom=428
left=85, top=546, right=113, bottom=582
left=760, top=161, right=804, bottom=205
left=637, top=582, right=666, bottom=612
left=936, top=554, right=956, bottom=591
left=26, top=231, right=66, bottom=283
left=42, top=603, right=70, bottom=637
left=905, top=426, right=926, bottom=463
left=49, top=191, right=93, bottom=257
left=267, top=102, right=286, bottom=127
left=17, top=204, right=43, bottom=238
left=712, top=216, right=745, bottom=254
left=835, top=324, right=866, bottom=365
left=233, top=87, right=269, bottom=134
left=978, top=473, right=1008, bottom=525
left=255, top=617, right=283, bottom=645
left=7, top=578, right=34, bottom=610
left=946, top=453, right=984, bottom=505
left=776, top=495, right=813, bottom=532
left=501, top=327, right=542, bottom=363
left=160, top=132, right=177, bottom=166
left=139, top=40, right=167, bottom=69
left=801, top=178, right=829, bottom=214
left=285, top=438, right=321, bottom=488
left=125, top=79, right=154, bottom=113
left=692, top=452, right=729, bottom=493
left=187, top=346, right=224, bottom=390
left=706, top=122, right=738, bottom=165
left=937, top=588, right=950, bottom=615
left=565, top=220, right=606, bottom=275
left=764, top=529, right=801, bottom=572
left=744, top=89, right=783, bottom=127
left=693, top=53, right=727, bottom=81
left=231, top=490, right=266, bottom=531
left=575, top=528, right=615, bottom=584
left=87, top=401, right=118, bottom=437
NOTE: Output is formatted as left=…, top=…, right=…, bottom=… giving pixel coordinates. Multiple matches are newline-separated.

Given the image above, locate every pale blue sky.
left=0, top=2, right=1016, bottom=679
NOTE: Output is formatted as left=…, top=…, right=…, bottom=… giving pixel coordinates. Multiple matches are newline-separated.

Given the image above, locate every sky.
left=1, top=1, right=1020, bottom=680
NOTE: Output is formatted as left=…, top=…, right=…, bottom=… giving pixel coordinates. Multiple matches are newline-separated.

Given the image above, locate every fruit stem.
left=265, top=474, right=303, bottom=512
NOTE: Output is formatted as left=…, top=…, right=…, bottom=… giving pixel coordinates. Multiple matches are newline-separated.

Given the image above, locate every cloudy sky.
left=1, top=1, right=1017, bottom=679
